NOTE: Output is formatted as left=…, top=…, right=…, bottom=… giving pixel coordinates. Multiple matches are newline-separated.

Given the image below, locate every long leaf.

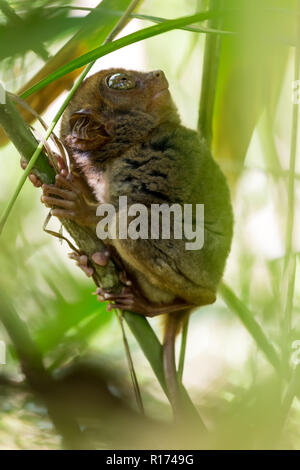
left=220, top=282, right=281, bottom=371
left=21, top=10, right=227, bottom=99
left=212, top=0, right=295, bottom=188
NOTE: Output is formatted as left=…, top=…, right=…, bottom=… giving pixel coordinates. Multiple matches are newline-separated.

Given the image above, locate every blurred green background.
left=0, top=0, right=300, bottom=449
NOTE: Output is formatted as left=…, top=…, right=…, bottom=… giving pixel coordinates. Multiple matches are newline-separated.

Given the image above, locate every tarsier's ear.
left=66, top=108, right=110, bottom=151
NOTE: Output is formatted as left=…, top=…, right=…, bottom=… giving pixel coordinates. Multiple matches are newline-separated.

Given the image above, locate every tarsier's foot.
left=68, top=253, right=94, bottom=278
left=91, top=250, right=112, bottom=267
left=95, top=286, right=136, bottom=312
left=68, top=247, right=112, bottom=278
left=95, top=286, right=192, bottom=317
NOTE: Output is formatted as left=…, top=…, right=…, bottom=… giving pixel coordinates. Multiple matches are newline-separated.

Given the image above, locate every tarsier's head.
left=61, top=68, right=179, bottom=151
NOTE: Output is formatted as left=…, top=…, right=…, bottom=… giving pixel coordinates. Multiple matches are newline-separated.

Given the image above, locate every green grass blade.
left=132, top=12, right=235, bottom=35
left=123, top=311, right=167, bottom=393
left=198, top=0, right=223, bottom=145
left=21, top=10, right=226, bottom=99
left=220, top=282, right=281, bottom=372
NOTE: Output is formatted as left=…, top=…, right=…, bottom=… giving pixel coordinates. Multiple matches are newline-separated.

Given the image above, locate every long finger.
left=41, top=196, right=76, bottom=210
left=50, top=208, right=76, bottom=220
left=55, top=174, right=79, bottom=193
left=29, top=174, right=42, bottom=188
left=42, top=185, right=77, bottom=201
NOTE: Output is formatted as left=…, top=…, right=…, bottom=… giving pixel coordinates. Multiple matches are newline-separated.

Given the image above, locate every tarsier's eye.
left=106, top=73, right=136, bottom=90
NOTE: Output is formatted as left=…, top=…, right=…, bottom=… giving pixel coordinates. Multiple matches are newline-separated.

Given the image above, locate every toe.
left=119, top=271, right=132, bottom=286
left=92, top=251, right=110, bottom=266
left=50, top=208, right=76, bottom=219
left=68, top=252, right=80, bottom=262
left=20, top=158, right=27, bottom=169
left=41, top=195, right=76, bottom=210
left=79, top=255, right=88, bottom=266
left=82, top=266, right=94, bottom=277
left=29, top=174, right=42, bottom=188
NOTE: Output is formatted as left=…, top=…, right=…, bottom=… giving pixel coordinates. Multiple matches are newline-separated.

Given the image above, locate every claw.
left=119, top=270, right=132, bottom=286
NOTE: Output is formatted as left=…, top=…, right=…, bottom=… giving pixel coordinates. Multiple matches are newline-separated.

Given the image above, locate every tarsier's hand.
left=21, top=156, right=45, bottom=188
left=21, top=155, right=98, bottom=228
left=41, top=171, right=98, bottom=227
left=20, top=153, right=65, bottom=187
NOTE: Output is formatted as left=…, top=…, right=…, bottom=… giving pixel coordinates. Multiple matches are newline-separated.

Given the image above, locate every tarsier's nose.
left=148, top=70, right=165, bottom=80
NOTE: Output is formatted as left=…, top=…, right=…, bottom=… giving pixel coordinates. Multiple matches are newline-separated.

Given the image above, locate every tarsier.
left=26, top=68, right=233, bottom=416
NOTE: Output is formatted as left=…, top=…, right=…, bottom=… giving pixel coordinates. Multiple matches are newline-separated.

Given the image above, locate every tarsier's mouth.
left=151, top=87, right=169, bottom=101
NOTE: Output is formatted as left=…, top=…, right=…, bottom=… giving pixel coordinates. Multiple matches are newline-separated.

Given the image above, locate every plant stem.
left=41, top=5, right=236, bottom=35
left=131, top=12, right=234, bottom=36
left=115, top=308, right=144, bottom=415
left=178, top=316, right=189, bottom=382
left=105, top=0, right=142, bottom=42
left=0, top=91, right=55, bottom=182
left=0, top=117, right=57, bottom=234
left=198, top=0, right=223, bottom=145
left=123, top=311, right=167, bottom=393
left=178, top=0, right=221, bottom=394
left=281, top=365, right=300, bottom=423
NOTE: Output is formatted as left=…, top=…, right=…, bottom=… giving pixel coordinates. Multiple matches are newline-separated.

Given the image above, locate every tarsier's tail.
left=162, top=310, right=190, bottom=418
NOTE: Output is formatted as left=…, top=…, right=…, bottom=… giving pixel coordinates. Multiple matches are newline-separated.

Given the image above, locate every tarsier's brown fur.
left=40, top=68, right=233, bottom=417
